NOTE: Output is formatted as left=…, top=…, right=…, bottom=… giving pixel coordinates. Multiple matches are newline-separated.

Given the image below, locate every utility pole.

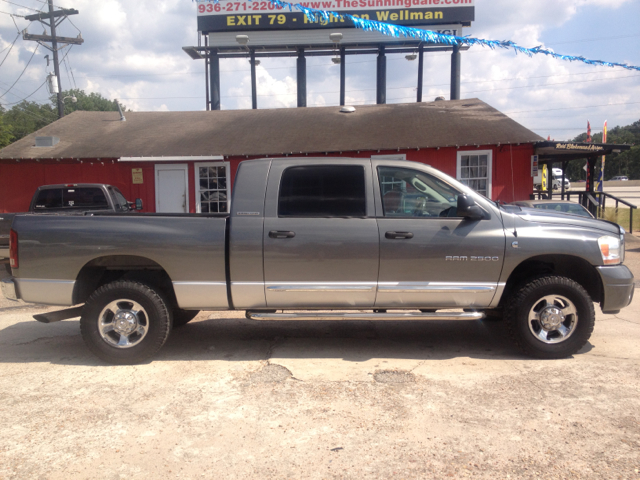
left=23, top=1, right=83, bottom=118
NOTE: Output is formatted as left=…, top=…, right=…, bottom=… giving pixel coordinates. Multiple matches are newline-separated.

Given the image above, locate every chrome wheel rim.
left=98, top=299, right=149, bottom=348
left=528, top=294, right=578, bottom=344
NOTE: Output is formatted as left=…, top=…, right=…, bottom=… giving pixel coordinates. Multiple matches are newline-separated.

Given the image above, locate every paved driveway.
left=1, top=248, right=639, bottom=479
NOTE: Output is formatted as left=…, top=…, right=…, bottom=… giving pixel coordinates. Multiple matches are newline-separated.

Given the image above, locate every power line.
left=0, top=0, right=40, bottom=11
left=0, top=33, right=19, bottom=68
left=503, top=101, right=640, bottom=115
left=0, top=44, right=39, bottom=99
left=0, top=9, right=24, bottom=16
left=1, top=78, right=48, bottom=106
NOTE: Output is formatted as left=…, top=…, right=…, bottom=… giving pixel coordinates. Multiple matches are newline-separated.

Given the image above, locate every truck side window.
left=378, top=167, right=459, bottom=218
left=278, top=165, right=366, bottom=217
left=109, top=187, right=129, bottom=211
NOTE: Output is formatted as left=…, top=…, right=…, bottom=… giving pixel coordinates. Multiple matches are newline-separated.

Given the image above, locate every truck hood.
left=511, top=206, right=621, bottom=236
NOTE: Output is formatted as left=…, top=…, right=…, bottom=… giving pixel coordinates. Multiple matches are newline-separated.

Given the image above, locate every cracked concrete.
left=1, top=247, right=640, bottom=478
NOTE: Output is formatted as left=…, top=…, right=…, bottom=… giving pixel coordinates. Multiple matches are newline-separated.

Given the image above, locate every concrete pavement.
left=0, top=250, right=639, bottom=478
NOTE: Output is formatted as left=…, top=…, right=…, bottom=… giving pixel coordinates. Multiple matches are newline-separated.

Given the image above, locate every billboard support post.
left=376, top=45, right=386, bottom=104
left=250, top=49, right=257, bottom=109
left=204, top=36, right=210, bottom=111
left=209, top=50, right=221, bottom=110
left=297, top=48, right=306, bottom=107
left=339, top=47, right=346, bottom=106
left=450, top=44, right=461, bottom=100
left=417, top=44, right=424, bottom=103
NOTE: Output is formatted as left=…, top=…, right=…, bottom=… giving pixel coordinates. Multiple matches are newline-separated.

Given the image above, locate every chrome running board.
left=246, top=311, right=485, bottom=321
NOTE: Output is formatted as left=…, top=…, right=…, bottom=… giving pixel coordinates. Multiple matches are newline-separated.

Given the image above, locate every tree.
left=1, top=89, right=126, bottom=146
left=3, top=100, right=56, bottom=143
left=563, top=121, right=640, bottom=181
left=0, top=106, right=14, bottom=148
left=53, top=89, right=126, bottom=116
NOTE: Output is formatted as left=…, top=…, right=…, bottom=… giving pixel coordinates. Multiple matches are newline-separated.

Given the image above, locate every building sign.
left=531, top=155, right=538, bottom=177
left=196, top=0, right=474, bottom=32
left=132, top=168, right=144, bottom=185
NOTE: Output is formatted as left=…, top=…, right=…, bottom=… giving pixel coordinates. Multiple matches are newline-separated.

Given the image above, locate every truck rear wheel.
left=505, top=275, right=595, bottom=359
left=80, top=281, right=172, bottom=365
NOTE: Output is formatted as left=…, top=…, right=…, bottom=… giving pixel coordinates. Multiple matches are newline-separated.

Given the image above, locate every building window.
left=456, top=150, right=492, bottom=198
left=195, top=162, right=230, bottom=213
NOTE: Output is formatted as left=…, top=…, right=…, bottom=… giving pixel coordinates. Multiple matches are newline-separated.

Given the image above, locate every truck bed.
left=11, top=213, right=229, bottom=308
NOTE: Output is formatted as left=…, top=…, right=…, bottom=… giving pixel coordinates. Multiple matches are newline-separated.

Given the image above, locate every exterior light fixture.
left=331, top=57, right=341, bottom=64
left=248, top=59, right=261, bottom=66
left=235, top=35, right=249, bottom=45
left=405, top=53, right=417, bottom=61
left=329, top=32, right=343, bottom=43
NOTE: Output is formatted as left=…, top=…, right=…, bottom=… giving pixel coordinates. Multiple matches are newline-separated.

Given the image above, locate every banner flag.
left=596, top=120, right=607, bottom=192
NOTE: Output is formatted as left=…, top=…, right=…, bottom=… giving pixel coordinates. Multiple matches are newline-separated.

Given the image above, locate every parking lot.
left=1, top=242, right=640, bottom=479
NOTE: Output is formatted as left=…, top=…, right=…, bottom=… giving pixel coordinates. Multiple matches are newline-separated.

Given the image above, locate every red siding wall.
left=0, top=145, right=534, bottom=213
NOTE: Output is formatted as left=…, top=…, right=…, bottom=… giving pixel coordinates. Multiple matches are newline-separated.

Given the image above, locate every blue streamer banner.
left=194, top=0, right=640, bottom=72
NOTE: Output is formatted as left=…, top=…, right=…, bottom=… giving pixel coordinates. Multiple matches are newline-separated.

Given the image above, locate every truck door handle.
left=385, top=231, right=414, bottom=239
left=269, top=230, right=296, bottom=239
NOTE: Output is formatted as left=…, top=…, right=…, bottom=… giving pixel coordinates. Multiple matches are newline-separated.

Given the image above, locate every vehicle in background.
left=0, top=184, right=141, bottom=266
left=611, top=176, right=629, bottom=181
left=510, top=200, right=594, bottom=218
left=534, top=170, right=561, bottom=191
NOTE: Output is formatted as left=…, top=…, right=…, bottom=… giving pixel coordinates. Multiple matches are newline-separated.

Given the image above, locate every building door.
left=155, top=164, right=188, bottom=213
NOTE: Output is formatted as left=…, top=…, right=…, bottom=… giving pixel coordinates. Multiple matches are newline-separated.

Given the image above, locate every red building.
left=0, top=99, right=543, bottom=213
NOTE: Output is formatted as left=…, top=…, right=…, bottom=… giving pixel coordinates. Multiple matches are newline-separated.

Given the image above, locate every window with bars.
left=457, top=151, right=492, bottom=198
left=196, top=163, right=230, bottom=213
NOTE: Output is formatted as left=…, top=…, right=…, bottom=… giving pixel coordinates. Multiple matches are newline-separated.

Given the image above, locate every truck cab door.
left=373, top=162, right=505, bottom=309
left=262, top=160, right=380, bottom=309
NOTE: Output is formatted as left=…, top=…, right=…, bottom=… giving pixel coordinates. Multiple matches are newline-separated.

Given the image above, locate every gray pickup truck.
left=1, top=159, right=634, bottom=364
left=0, top=183, right=141, bottom=264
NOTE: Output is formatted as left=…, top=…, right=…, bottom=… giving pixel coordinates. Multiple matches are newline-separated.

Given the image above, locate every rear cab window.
left=278, top=165, right=366, bottom=217
left=34, top=187, right=109, bottom=210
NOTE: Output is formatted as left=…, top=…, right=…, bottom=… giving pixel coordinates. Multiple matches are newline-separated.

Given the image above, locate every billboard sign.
left=196, top=0, right=474, bottom=33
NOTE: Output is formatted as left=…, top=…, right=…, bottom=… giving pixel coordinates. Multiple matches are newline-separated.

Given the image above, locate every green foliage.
left=563, top=120, right=640, bottom=181
left=0, top=106, right=14, bottom=148
left=51, top=89, right=126, bottom=116
left=3, top=100, right=56, bottom=143
left=1, top=89, right=125, bottom=146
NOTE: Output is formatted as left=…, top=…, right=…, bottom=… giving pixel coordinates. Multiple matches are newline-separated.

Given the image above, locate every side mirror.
left=135, top=198, right=143, bottom=211
left=456, top=195, right=483, bottom=221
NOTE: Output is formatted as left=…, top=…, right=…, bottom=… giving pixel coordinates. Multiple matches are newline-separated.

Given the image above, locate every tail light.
left=9, top=229, right=18, bottom=269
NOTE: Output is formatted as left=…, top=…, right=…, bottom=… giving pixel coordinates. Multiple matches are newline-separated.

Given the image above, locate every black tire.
left=80, top=281, right=172, bottom=365
left=504, top=275, right=595, bottom=359
left=173, top=309, right=200, bottom=328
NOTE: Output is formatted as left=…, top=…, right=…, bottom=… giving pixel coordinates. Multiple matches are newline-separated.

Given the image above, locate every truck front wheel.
left=505, top=276, right=595, bottom=359
left=80, top=281, right=172, bottom=365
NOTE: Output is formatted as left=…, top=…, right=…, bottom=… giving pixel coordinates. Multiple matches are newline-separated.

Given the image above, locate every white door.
left=155, top=164, right=188, bottom=213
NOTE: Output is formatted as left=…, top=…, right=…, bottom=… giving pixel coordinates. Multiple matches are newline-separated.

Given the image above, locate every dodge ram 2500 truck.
left=1, top=158, right=634, bottom=364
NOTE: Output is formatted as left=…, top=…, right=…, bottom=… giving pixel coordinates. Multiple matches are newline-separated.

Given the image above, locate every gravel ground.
left=1, top=241, right=639, bottom=479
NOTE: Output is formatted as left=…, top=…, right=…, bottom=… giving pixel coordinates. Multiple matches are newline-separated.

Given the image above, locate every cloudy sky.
left=0, top=0, right=638, bottom=140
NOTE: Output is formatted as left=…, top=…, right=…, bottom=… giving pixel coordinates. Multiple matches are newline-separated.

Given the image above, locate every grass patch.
left=598, top=206, right=640, bottom=232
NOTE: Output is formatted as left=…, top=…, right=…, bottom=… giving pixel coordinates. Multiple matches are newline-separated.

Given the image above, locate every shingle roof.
left=0, top=99, right=544, bottom=159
